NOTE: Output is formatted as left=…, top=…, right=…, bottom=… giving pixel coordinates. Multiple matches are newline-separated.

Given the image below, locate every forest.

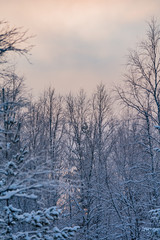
left=0, top=18, right=160, bottom=239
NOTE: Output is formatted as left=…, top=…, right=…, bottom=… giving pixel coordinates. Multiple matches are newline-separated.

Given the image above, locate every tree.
left=143, top=208, right=160, bottom=239
left=63, top=85, right=114, bottom=240
left=64, top=90, right=91, bottom=238
left=0, top=21, right=79, bottom=239
left=116, top=18, right=160, bottom=204
left=114, top=19, right=160, bottom=239
left=0, top=20, right=32, bottom=64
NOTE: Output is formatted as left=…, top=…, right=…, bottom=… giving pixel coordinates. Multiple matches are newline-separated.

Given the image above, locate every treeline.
left=0, top=19, right=160, bottom=239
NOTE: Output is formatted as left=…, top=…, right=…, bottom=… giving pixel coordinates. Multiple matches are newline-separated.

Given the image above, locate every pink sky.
left=0, top=0, right=160, bottom=95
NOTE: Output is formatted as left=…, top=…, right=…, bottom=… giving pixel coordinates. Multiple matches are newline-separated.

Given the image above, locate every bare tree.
left=63, top=85, right=114, bottom=240
left=116, top=18, right=160, bottom=208
left=0, top=22, right=79, bottom=239
left=0, top=20, right=32, bottom=64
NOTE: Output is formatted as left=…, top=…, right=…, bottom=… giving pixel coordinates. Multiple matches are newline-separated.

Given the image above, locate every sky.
left=0, top=0, right=160, bottom=96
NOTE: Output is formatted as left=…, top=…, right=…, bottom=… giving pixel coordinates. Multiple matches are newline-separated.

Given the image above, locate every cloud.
left=0, top=0, right=160, bottom=95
